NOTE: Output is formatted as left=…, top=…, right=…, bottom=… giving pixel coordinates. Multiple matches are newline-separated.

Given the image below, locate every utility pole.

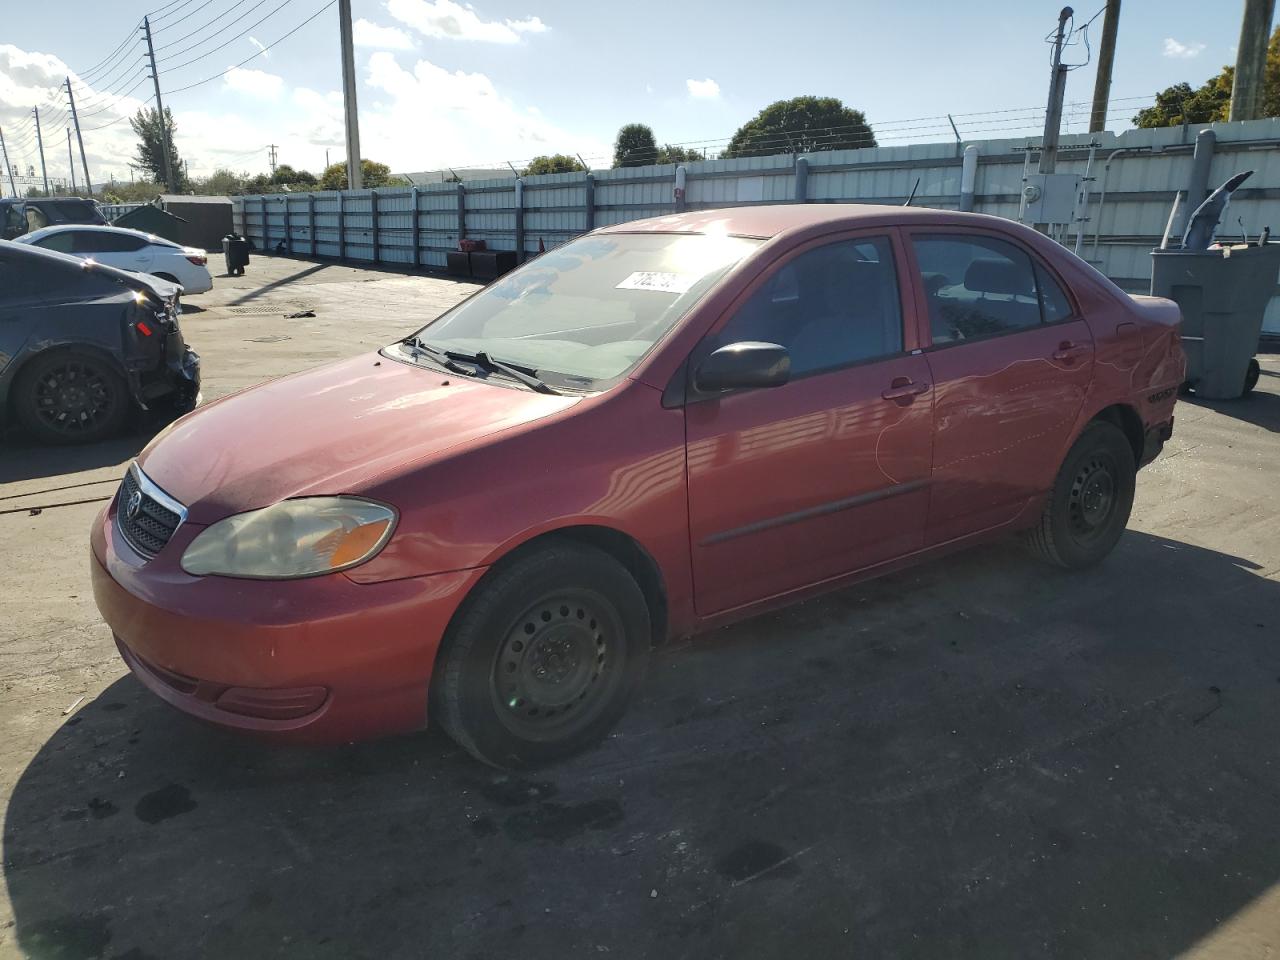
left=67, top=129, right=77, bottom=192
left=268, top=144, right=278, bottom=176
left=0, top=128, right=15, bottom=197
left=338, top=0, right=363, bottom=189
left=66, top=77, right=92, bottom=195
left=1229, top=0, right=1277, bottom=121
left=1039, top=6, right=1073, bottom=174
left=1088, top=0, right=1121, bottom=133
left=33, top=107, right=49, bottom=195
left=142, top=16, right=177, bottom=192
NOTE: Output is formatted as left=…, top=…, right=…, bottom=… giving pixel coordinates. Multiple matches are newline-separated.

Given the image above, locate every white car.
left=16, top=224, right=213, bottom=294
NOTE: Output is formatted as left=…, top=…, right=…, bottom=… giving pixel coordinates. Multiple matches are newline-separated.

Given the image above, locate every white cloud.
left=1163, top=37, right=1206, bottom=59
left=387, top=0, right=548, bottom=43
left=248, top=36, right=269, bottom=57
left=686, top=77, right=720, bottom=99
left=361, top=51, right=606, bottom=169
left=354, top=18, right=415, bottom=50
left=223, top=66, right=285, bottom=98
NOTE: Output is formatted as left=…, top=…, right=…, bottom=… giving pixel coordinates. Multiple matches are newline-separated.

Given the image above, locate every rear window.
left=37, top=200, right=104, bottom=225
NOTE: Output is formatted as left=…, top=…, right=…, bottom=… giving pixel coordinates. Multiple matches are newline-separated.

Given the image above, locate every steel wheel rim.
left=490, top=590, right=624, bottom=740
left=1067, top=451, right=1117, bottom=544
left=32, top=360, right=115, bottom=435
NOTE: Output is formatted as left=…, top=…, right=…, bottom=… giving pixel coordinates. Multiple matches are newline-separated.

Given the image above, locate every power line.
left=75, top=77, right=152, bottom=119
left=160, top=0, right=295, bottom=68
left=74, top=30, right=144, bottom=83
left=155, top=0, right=256, bottom=52
left=165, top=1, right=336, bottom=95
left=150, top=0, right=206, bottom=27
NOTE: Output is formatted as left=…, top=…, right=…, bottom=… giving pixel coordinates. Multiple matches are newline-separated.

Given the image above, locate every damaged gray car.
left=0, top=239, right=199, bottom=444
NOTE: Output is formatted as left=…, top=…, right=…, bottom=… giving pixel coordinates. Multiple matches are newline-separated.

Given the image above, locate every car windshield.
left=405, top=232, right=761, bottom=384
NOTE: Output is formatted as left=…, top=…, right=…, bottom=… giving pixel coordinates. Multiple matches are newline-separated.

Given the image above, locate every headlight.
left=181, top=497, right=396, bottom=579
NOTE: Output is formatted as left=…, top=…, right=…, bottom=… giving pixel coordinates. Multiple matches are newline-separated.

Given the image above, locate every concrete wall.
left=233, top=118, right=1280, bottom=333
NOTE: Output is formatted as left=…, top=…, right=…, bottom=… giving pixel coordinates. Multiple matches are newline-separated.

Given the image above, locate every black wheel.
left=431, top=542, right=650, bottom=769
left=12, top=350, right=130, bottom=444
left=1243, top=358, right=1261, bottom=397
left=1024, top=420, right=1136, bottom=569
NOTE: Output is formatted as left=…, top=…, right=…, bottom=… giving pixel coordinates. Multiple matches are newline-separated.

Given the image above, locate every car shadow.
left=5, top=531, right=1280, bottom=959
left=0, top=431, right=150, bottom=485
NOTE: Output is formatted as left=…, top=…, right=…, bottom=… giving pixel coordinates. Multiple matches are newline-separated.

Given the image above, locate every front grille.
left=116, top=466, right=183, bottom=558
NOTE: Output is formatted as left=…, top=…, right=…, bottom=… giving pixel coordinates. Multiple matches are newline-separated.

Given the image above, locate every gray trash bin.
left=1150, top=241, right=1280, bottom=400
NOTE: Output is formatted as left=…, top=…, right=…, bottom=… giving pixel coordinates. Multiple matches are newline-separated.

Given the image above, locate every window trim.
left=903, top=226, right=1082, bottom=352
left=679, top=227, right=916, bottom=404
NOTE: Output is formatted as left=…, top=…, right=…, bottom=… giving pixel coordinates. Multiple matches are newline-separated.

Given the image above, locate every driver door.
left=684, top=232, right=934, bottom=616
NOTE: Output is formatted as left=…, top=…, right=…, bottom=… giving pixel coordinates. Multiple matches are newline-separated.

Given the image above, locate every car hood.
left=138, top=352, right=579, bottom=523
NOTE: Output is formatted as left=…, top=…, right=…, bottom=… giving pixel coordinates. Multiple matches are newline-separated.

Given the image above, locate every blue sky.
left=0, top=0, right=1271, bottom=186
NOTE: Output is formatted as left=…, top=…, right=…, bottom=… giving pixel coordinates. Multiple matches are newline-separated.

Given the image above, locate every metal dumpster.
left=1150, top=241, right=1280, bottom=399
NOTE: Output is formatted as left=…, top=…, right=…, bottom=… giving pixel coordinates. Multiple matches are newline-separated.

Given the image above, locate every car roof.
left=21, top=223, right=169, bottom=243
left=596, top=203, right=1021, bottom=240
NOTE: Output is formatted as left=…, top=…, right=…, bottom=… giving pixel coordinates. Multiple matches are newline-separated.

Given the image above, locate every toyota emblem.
left=125, top=490, right=143, bottom=522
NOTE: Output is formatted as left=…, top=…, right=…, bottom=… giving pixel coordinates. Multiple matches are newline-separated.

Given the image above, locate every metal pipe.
left=1074, top=143, right=1097, bottom=255
left=1091, top=147, right=1135, bottom=261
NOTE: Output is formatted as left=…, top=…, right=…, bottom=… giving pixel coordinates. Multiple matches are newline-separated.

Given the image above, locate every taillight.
left=136, top=320, right=154, bottom=337
left=186, top=255, right=207, bottom=266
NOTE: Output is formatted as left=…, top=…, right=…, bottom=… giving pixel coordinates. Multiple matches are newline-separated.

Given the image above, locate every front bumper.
left=91, top=500, right=485, bottom=744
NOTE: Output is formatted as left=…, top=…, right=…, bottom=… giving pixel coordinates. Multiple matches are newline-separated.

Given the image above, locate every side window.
left=82, top=232, right=145, bottom=253
left=1035, top=263, right=1074, bottom=323
left=35, top=232, right=76, bottom=253
left=714, top=237, right=904, bottom=377
left=912, top=235, right=1041, bottom=345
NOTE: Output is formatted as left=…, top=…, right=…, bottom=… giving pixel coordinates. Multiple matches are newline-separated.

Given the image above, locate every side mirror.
left=693, top=341, right=791, bottom=393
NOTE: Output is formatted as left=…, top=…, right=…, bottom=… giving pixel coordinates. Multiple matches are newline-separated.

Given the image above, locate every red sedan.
left=91, top=205, right=1185, bottom=767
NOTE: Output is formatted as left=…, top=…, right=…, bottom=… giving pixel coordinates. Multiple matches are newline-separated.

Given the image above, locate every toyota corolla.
left=91, top=205, right=1185, bottom=768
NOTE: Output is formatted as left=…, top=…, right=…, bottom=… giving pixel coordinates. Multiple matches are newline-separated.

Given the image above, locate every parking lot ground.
left=3, top=254, right=1280, bottom=959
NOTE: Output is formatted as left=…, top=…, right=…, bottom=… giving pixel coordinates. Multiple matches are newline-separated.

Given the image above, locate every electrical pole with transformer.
left=142, top=16, right=177, bottom=192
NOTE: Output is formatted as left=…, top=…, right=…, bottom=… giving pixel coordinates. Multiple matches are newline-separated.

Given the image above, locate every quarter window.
left=913, top=235, right=1047, bottom=344
left=35, top=232, right=76, bottom=253
left=713, top=237, right=904, bottom=377
left=1036, top=263, right=1074, bottom=323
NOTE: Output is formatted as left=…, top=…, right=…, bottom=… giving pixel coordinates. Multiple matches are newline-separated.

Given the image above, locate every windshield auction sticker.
left=615, top=271, right=698, bottom=294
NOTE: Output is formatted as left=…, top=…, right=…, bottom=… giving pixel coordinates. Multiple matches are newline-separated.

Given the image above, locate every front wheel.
left=1024, top=420, right=1136, bottom=569
left=430, top=542, right=650, bottom=769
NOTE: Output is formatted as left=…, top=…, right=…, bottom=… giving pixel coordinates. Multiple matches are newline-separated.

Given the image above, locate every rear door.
left=904, top=229, right=1093, bottom=544
left=685, top=230, right=934, bottom=616
left=76, top=231, right=151, bottom=272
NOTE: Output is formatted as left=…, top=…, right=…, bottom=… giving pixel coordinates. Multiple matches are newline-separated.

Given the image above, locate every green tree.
left=522, top=154, right=586, bottom=176
left=272, top=164, right=317, bottom=185
left=129, top=106, right=185, bottom=188
left=657, top=144, right=703, bottom=164
left=613, top=123, right=658, bottom=167
left=194, top=168, right=247, bottom=195
left=723, top=96, right=876, bottom=159
left=1135, top=26, right=1280, bottom=127
left=318, top=159, right=398, bottom=190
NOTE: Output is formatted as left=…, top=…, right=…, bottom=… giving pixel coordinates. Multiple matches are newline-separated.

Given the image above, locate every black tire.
left=12, top=350, right=130, bottom=444
left=1024, top=420, right=1136, bottom=569
left=431, top=542, right=650, bottom=769
left=1243, top=358, right=1261, bottom=397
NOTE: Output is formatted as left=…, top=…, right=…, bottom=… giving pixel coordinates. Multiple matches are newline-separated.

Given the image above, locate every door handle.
left=881, top=377, right=930, bottom=402
left=1052, top=341, right=1091, bottom=362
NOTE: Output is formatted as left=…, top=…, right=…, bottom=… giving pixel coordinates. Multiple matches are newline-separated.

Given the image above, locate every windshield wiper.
left=401, top=336, right=474, bottom=376
left=444, top=348, right=561, bottom=395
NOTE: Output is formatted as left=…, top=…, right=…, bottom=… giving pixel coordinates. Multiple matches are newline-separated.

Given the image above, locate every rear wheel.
left=1024, top=420, right=1136, bottom=569
left=12, top=350, right=129, bottom=444
left=430, top=542, right=650, bottom=769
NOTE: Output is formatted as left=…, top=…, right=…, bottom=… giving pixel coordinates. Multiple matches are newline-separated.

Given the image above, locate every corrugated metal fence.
left=233, top=118, right=1280, bottom=333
